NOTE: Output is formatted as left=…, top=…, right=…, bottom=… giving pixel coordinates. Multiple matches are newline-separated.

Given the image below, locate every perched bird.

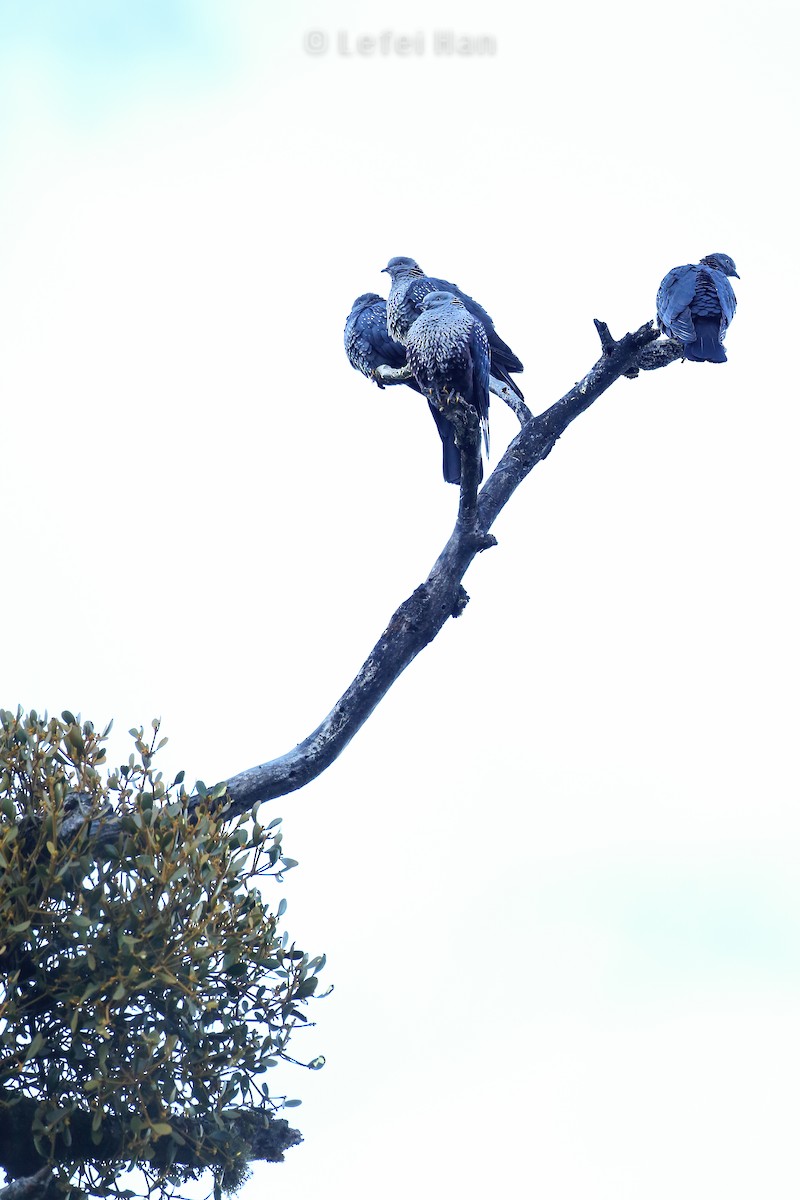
left=405, top=291, right=491, bottom=482
left=344, top=293, right=411, bottom=385
left=343, top=292, right=463, bottom=484
left=382, top=256, right=524, bottom=399
left=656, top=253, right=739, bottom=362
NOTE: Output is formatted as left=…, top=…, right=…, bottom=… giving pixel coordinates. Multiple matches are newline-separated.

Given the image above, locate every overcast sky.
left=1, top=1, right=799, bottom=1197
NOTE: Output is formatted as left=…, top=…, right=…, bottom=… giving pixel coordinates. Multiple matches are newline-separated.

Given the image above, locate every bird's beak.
left=733, top=271, right=740, bottom=279
left=381, top=266, right=390, bottom=274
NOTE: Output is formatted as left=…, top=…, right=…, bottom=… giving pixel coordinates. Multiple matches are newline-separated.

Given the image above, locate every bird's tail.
left=442, top=436, right=463, bottom=486
left=491, top=364, right=525, bottom=400
left=686, top=318, right=727, bottom=363
left=490, top=333, right=524, bottom=376
left=442, top=439, right=484, bottom=486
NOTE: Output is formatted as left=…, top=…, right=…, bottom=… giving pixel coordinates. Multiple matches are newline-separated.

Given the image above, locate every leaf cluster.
left=0, top=709, right=326, bottom=1199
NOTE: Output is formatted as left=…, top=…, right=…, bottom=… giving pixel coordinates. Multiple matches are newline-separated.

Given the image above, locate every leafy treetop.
left=0, top=709, right=325, bottom=1200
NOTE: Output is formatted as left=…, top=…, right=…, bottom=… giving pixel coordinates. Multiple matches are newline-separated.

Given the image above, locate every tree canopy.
left=0, top=709, right=325, bottom=1200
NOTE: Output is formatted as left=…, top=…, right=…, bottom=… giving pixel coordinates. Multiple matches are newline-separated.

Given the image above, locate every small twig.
left=595, top=319, right=685, bottom=378
left=593, top=319, right=618, bottom=354
left=375, top=363, right=533, bottom=426
left=373, top=363, right=412, bottom=386
left=489, top=377, right=534, bottom=425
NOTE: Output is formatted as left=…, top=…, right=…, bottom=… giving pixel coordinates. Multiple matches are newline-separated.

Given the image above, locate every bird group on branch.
left=344, top=252, right=739, bottom=486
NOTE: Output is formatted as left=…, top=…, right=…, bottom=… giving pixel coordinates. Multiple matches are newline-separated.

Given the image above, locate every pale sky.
left=1, top=1, right=799, bottom=1197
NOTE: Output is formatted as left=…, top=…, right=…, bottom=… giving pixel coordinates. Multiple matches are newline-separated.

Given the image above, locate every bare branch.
left=67, top=316, right=670, bottom=846
left=489, top=376, right=534, bottom=425
left=374, top=362, right=534, bottom=425
left=596, top=320, right=686, bottom=378
left=452, top=402, right=490, bottom=538
left=0, top=1169, right=55, bottom=1200
left=220, top=318, right=662, bottom=817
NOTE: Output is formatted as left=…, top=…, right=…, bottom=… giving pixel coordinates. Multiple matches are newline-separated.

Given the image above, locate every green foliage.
left=0, top=709, right=326, bottom=1199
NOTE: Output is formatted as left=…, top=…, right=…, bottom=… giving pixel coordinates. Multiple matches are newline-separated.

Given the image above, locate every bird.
left=343, top=292, right=464, bottom=484
left=405, top=291, right=491, bottom=483
left=382, top=256, right=524, bottom=399
left=344, top=293, right=411, bottom=385
left=656, top=253, right=739, bottom=362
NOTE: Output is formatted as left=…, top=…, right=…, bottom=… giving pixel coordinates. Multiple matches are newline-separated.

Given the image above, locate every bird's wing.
left=428, top=276, right=491, bottom=325
left=657, top=265, right=698, bottom=340
left=365, top=306, right=409, bottom=370
left=344, top=315, right=376, bottom=378
left=470, top=321, right=492, bottom=457
left=711, top=272, right=738, bottom=337
left=346, top=301, right=421, bottom=389
left=428, top=275, right=524, bottom=387
left=404, top=276, right=439, bottom=320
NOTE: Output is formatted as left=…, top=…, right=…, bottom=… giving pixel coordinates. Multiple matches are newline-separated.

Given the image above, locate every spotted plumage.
left=343, top=292, right=463, bottom=484
left=656, top=253, right=739, bottom=363
left=382, top=256, right=524, bottom=399
left=405, top=291, right=491, bottom=482
left=344, top=293, right=410, bottom=384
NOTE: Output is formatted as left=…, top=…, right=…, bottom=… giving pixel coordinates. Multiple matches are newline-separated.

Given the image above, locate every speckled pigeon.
left=343, top=292, right=464, bottom=484
left=656, top=253, right=739, bottom=362
left=344, top=293, right=411, bottom=385
left=382, top=256, right=524, bottom=399
left=405, top=291, right=491, bottom=482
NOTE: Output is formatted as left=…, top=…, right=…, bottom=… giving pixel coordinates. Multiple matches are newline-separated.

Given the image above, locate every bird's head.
left=351, top=293, right=384, bottom=311
left=701, top=253, right=739, bottom=279
left=382, top=256, right=424, bottom=279
left=420, top=290, right=462, bottom=312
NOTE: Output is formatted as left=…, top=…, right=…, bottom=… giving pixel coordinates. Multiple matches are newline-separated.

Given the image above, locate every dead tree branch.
left=218, top=319, right=662, bottom=817
left=375, top=362, right=535, bottom=424
left=71, top=318, right=670, bottom=847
